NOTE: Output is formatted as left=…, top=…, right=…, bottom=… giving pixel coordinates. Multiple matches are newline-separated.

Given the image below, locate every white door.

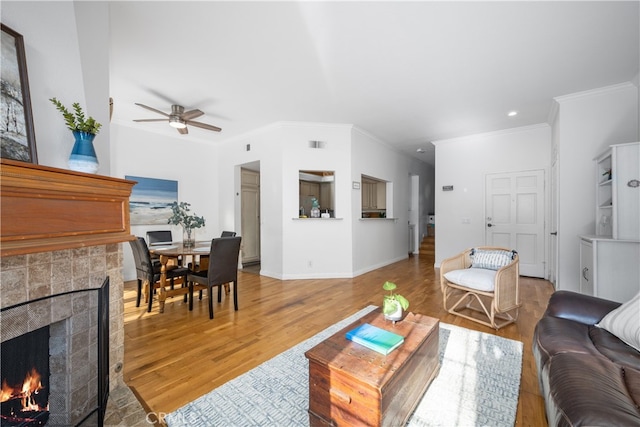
left=241, top=169, right=260, bottom=265
left=485, top=170, right=545, bottom=277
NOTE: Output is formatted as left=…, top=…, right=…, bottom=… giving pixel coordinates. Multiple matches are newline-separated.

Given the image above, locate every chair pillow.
left=470, top=248, right=516, bottom=270
left=595, top=292, right=640, bottom=352
left=444, top=268, right=497, bottom=292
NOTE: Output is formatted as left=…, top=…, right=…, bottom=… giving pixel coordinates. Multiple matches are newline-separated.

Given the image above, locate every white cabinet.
left=594, top=142, right=639, bottom=239
left=362, top=181, right=377, bottom=209
left=579, top=142, right=640, bottom=303
left=579, top=236, right=640, bottom=303
left=579, top=238, right=594, bottom=296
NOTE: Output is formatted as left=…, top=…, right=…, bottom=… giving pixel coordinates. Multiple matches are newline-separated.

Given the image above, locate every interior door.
left=485, top=170, right=545, bottom=277
left=241, top=169, right=260, bottom=265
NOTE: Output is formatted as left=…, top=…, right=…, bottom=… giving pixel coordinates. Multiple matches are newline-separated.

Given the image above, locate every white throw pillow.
left=470, top=249, right=515, bottom=270
left=596, top=292, right=640, bottom=352
left=444, top=268, right=497, bottom=292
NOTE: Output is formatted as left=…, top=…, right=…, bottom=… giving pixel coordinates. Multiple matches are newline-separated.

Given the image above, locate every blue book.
left=345, top=323, right=404, bottom=355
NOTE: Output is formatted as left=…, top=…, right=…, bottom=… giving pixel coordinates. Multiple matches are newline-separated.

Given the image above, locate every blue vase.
left=68, top=131, right=99, bottom=173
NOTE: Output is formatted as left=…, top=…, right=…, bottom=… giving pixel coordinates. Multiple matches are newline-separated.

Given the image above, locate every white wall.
left=111, top=123, right=220, bottom=280
left=216, top=122, right=431, bottom=280
left=351, top=128, right=415, bottom=276
left=3, top=1, right=110, bottom=172
left=433, top=124, right=552, bottom=266
left=553, top=82, right=639, bottom=292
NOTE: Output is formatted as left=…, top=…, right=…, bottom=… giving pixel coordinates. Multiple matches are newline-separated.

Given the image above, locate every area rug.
left=166, top=306, right=523, bottom=427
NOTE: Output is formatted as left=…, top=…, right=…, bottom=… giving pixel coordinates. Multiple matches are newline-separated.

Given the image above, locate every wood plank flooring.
left=123, top=236, right=554, bottom=426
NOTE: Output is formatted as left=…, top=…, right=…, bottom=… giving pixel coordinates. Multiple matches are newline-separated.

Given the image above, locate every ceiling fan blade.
left=187, top=120, right=222, bottom=132
left=181, top=109, right=204, bottom=121
left=133, top=118, right=167, bottom=122
left=178, top=127, right=188, bottom=135
left=135, top=103, right=169, bottom=117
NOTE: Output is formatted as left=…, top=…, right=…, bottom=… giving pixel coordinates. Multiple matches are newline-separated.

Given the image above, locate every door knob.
left=487, top=223, right=494, bottom=227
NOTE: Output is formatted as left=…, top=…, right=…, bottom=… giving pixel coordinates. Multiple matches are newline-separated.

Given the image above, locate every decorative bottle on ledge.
left=68, top=131, right=99, bottom=174
left=310, top=198, right=320, bottom=218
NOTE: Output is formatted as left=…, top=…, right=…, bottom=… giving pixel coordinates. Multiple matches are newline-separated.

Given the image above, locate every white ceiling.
left=109, top=1, right=639, bottom=165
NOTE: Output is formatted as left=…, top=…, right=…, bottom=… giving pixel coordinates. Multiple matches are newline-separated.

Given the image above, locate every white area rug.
left=166, top=306, right=523, bottom=427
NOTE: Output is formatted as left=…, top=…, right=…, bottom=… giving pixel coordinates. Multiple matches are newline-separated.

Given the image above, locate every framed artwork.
left=1, top=23, right=37, bottom=163
left=126, top=175, right=178, bottom=225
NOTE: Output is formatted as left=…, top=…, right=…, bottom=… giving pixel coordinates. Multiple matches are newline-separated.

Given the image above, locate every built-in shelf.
left=1, top=159, right=136, bottom=256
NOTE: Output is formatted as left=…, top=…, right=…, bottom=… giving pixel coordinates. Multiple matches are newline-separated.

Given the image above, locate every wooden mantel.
left=1, top=159, right=136, bottom=256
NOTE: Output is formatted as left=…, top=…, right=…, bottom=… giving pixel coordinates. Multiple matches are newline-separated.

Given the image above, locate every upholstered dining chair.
left=190, top=231, right=238, bottom=294
left=129, top=237, right=189, bottom=312
left=440, top=246, right=520, bottom=329
left=187, top=236, right=242, bottom=319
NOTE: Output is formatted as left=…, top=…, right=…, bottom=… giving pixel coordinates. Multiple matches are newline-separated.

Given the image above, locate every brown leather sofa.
left=533, top=290, right=640, bottom=426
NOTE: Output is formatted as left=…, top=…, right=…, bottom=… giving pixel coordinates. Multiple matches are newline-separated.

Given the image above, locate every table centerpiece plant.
left=382, top=281, right=409, bottom=321
left=167, top=202, right=206, bottom=247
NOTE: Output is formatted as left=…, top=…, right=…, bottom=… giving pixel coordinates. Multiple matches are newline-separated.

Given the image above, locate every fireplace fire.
left=1, top=325, right=50, bottom=427
left=1, top=367, right=49, bottom=426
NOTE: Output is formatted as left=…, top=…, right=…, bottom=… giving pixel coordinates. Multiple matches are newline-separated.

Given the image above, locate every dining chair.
left=129, top=237, right=189, bottom=312
left=187, top=236, right=242, bottom=319
left=190, top=230, right=237, bottom=278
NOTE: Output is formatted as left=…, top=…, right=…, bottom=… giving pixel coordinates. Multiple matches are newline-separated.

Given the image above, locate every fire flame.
left=0, top=368, right=48, bottom=412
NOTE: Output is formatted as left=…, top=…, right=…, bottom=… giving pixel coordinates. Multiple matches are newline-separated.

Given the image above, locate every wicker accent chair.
left=440, top=246, right=520, bottom=329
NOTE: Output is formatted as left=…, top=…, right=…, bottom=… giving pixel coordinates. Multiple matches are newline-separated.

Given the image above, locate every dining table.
left=149, top=241, right=211, bottom=313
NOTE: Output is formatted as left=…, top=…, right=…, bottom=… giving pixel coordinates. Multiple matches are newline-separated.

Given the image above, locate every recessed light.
left=507, top=111, right=518, bottom=117
left=416, top=148, right=426, bottom=153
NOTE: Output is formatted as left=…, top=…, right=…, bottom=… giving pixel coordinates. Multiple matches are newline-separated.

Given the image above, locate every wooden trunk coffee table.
left=304, top=309, right=440, bottom=426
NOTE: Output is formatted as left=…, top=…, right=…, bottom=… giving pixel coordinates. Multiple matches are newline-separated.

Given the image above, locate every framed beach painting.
left=126, top=175, right=178, bottom=225
left=1, top=23, right=37, bottom=163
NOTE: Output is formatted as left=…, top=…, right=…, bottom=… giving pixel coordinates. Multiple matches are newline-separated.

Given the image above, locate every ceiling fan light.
left=169, top=117, right=187, bottom=129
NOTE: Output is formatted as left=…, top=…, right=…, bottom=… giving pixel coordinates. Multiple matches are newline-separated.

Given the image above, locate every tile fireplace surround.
left=0, top=160, right=148, bottom=426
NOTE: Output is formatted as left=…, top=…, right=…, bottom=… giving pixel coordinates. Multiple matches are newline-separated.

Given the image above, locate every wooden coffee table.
left=304, top=309, right=440, bottom=426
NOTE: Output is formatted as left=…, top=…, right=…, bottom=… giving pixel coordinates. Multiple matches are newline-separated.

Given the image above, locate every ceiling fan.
left=133, top=103, right=221, bottom=134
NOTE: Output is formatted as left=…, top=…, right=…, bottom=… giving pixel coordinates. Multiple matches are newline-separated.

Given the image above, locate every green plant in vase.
left=168, top=202, right=206, bottom=247
left=382, top=281, right=409, bottom=321
left=49, top=98, right=102, bottom=134
left=50, top=97, right=102, bottom=173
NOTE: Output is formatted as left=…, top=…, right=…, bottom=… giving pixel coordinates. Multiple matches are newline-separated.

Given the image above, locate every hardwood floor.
left=123, top=236, right=554, bottom=426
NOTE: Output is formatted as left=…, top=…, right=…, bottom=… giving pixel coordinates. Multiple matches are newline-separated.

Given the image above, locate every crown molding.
left=553, top=81, right=637, bottom=104
left=431, top=123, right=550, bottom=146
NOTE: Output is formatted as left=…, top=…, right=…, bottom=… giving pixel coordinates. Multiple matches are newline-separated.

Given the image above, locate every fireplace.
left=1, top=278, right=110, bottom=426
left=0, top=160, right=137, bottom=427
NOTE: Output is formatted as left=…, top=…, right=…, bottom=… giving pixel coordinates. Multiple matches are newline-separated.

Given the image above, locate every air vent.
left=309, top=140, right=326, bottom=149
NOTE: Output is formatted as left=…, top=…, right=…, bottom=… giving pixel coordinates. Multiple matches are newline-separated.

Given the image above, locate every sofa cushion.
left=470, top=248, right=515, bottom=270
left=543, top=353, right=640, bottom=426
left=596, top=292, right=640, bottom=352
left=590, top=326, right=640, bottom=371
left=533, top=316, right=597, bottom=368
left=624, top=366, right=640, bottom=409
left=443, top=268, right=496, bottom=291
